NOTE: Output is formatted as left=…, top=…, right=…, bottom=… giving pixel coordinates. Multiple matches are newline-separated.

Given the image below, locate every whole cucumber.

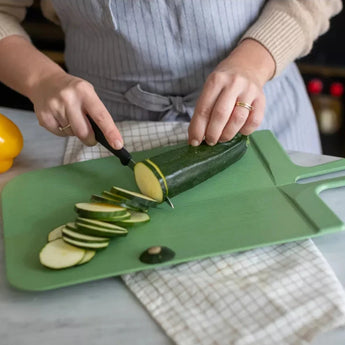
left=134, top=134, right=249, bottom=202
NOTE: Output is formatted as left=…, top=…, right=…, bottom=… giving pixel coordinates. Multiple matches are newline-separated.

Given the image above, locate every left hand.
left=188, top=39, right=275, bottom=146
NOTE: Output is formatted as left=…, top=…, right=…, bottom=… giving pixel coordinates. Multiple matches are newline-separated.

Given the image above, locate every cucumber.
left=102, top=191, right=148, bottom=212
left=90, top=194, right=124, bottom=205
left=47, top=225, right=64, bottom=242
left=115, top=211, right=150, bottom=227
left=39, top=239, right=86, bottom=270
left=91, top=193, right=144, bottom=212
left=97, top=211, right=131, bottom=222
left=101, top=191, right=127, bottom=202
left=77, top=250, right=96, bottom=265
left=110, top=186, right=159, bottom=207
left=75, top=221, right=128, bottom=237
left=63, top=236, right=109, bottom=250
left=134, top=134, right=249, bottom=202
left=76, top=217, right=127, bottom=230
left=75, top=202, right=127, bottom=219
left=62, top=226, right=109, bottom=242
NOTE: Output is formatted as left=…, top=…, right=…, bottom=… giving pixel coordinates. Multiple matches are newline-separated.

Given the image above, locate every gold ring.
left=58, top=123, right=71, bottom=132
left=235, top=101, right=254, bottom=111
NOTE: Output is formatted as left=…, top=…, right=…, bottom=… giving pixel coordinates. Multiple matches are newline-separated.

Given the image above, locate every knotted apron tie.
left=95, top=84, right=200, bottom=121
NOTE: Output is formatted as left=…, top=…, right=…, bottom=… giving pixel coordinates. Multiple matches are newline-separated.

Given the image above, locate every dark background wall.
left=298, top=8, right=345, bottom=157
left=0, top=2, right=344, bottom=156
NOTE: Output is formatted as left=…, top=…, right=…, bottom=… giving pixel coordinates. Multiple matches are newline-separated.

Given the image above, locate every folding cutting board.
left=2, top=130, right=345, bottom=291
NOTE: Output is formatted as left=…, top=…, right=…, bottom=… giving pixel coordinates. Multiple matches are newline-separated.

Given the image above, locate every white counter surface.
left=1, top=106, right=345, bottom=345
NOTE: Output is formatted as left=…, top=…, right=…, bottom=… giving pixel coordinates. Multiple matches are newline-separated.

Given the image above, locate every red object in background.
left=307, top=78, right=323, bottom=94
left=330, top=82, right=344, bottom=97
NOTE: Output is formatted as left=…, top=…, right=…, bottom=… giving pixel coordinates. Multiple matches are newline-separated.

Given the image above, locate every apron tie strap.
left=96, top=84, right=200, bottom=121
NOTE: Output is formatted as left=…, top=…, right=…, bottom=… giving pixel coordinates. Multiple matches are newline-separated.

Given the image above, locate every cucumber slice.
left=90, top=194, right=130, bottom=208
left=47, top=225, right=64, bottom=242
left=115, top=211, right=150, bottom=227
left=98, top=211, right=131, bottom=222
left=77, top=250, right=96, bottom=265
left=63, top=236, right=109, bottom=250
left=75, top=202, right=127, bottom=219
left=76, top=217, right=126, bottom=230
left=75, top=222, right=128, bottom=237
left=102, top=191, right=149, bottom=212
left=39, top=239, right=86, bottom=270
left=101, top=191, right=127, bottom=202
left=62, top=227, right=109, bottom=242
left=110, top=186, right=159, bottom=207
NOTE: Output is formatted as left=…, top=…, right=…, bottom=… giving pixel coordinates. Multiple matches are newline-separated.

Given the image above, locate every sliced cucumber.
left=91, top=193, right=145, bottom=212
left=102, top=191, right=149, bottom=212
left=39, top=239, right=85, bottom=270
left=77, top=250, right=96, bottom=265
left=75, top=202, right=127, bottom=219
left=76, top=217, right=127, bottom=230
left=62, top=227, right=109, bottom=242
left=75, top=222, right=128, bottom=237
left=115, top=211, right=150, bottom=227
left=90, top=194, right=127, bottom=206
left=47, top=225, right=64, bottom=242
left=101, top=191, right=127, bottom=202
left=110, top=186, right=159, bottom=207
left=63, top=236, right=109, bottom=250
left=98, top=211, right=131, bottom=222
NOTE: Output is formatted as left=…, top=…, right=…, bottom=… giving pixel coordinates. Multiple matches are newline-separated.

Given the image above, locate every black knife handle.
left=87, top=115, right=132, bottom=166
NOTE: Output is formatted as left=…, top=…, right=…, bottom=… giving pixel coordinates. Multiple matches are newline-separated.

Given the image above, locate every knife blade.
left=87, top=115, right=174, bottom=208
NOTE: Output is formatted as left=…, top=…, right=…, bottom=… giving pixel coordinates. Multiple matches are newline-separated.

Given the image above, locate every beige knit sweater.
left=0, top=0, right=342, bottom=76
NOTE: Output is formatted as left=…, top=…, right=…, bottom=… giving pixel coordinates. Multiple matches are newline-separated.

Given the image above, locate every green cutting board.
left=2, top=130, right=345, bottom=291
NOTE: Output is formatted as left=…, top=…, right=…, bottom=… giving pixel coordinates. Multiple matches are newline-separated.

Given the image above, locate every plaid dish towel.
left=64, top=121, right=345, bottom=345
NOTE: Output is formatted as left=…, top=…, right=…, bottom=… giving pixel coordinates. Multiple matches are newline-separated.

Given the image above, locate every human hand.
left=188, top=39, right=275, bottom=146
left=29, top=71, right=123, bottom=149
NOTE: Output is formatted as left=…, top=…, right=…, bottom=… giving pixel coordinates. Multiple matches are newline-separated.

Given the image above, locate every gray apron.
left=51, top=0, right=321, bottom=154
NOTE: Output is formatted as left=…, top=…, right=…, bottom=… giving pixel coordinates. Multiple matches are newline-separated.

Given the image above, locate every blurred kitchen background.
left=0, top=1, right=345, bottom=157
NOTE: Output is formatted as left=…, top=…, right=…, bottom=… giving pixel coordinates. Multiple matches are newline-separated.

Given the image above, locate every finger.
left=188, top=76, right=224, bottom=146
left=204, top=88, right=237, bottom=145
left=218, top=98, right=254, bottom=142
left=239, top=97, right=265, bottom=136
left=65, top=105, right=96, bottom=146
left=83, top=92, right=123, bottom=150
left=37, top=111, right=68, bottom=137
left=47, top=105, right=74, bottom=137
left=57, top=123, right=74, bottom=137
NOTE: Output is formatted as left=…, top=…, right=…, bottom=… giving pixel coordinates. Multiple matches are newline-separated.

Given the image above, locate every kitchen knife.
left=87, top=115, right=136, bottom=170
left=87, top=115, right=174, bottom=208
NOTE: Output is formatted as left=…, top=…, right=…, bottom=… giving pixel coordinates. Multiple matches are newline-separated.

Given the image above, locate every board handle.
left=279, top=175, right=345, bottom=233
left=251, top=131, right=345, bottom=185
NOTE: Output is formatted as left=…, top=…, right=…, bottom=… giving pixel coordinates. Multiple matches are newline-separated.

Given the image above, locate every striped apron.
left=51, top=0, right=321, bottom=154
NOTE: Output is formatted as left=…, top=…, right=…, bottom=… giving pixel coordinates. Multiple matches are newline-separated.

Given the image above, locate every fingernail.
left=113, top=139, right=123, bottom=150
left=206, top=141, right=215, bottom=146
left=190, top=139, right=199, bottom=147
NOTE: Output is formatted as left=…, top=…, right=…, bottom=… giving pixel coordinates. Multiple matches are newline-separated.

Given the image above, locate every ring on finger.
left=235, top=101, right=254, bottom=112
left=58, top=123, right=71, bottom=132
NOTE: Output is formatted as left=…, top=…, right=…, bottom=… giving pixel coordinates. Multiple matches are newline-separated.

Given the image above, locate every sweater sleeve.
left=0, top=0, right=33, bottom=41
left=240, top=0, right=343, bottom=77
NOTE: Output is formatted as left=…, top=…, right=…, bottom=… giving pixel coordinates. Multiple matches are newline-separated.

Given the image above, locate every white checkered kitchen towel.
left=64, top=121, right=345, bottom=345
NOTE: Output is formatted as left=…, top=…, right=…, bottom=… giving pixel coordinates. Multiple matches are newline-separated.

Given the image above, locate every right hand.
left=29, top=71, right=123, bottom=149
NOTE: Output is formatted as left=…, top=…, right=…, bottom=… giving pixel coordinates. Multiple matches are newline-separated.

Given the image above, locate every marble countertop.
left=1, top=106, right=345, bottom=345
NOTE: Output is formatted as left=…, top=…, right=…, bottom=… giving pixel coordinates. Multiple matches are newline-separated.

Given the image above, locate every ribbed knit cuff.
left=240, top=9, right=306, bottom=78
left=0, top=13, right=30, bottom=41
